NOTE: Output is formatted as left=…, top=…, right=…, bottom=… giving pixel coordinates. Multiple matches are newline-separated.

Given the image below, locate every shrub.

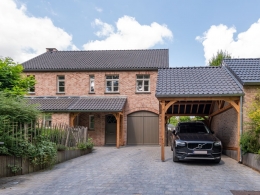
left=240, top=131, right=260, bottom=154
left=77, top=138, right=94, bottom=150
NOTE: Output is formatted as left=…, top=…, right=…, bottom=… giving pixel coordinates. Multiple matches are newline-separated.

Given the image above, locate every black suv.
left=171, top=121, right=222, bottom=163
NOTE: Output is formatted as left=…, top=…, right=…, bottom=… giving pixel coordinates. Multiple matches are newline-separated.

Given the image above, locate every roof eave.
left=22, top=67, right=161, bottom=72
left=155, top=93, right=244, bottom=98
left=243, top=81, right=260, bottom=86
left=39, top=109, right=124, bottom=112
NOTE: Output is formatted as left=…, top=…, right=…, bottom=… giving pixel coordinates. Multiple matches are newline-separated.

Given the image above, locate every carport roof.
left=156, top=66, right=244, bottom=97
left=223, top=58, right=260, bottom=85
left=25, top=96, right=127, bottom=112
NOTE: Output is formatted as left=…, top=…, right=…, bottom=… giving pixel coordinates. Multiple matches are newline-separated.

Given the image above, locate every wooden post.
left=160, top=101, right=165, bottom=162
left=116, top=113, right=120, bottom=149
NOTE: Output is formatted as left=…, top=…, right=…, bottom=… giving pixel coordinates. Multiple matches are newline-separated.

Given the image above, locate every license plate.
left=193, top=151, right=207, bottom=154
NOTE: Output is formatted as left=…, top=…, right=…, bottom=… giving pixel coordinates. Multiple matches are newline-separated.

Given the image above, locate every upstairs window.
left=89, top=75, right=95, bottom=93
left=57, top=75, right=65, bottom=93
left=27, top=75, right=35, bottom=93
left=106, top=75, right=119, bottom=93
left=136, top=75, right=150, bottom=92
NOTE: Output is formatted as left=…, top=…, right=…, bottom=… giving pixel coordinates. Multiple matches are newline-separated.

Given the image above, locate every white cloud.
left=83, top=16, right=173, bottom=50
left=196, top=19, right=260, bottom=64
left=0, top=0, right=77, bottom=63
left=95, top=7, right=103, bottom=13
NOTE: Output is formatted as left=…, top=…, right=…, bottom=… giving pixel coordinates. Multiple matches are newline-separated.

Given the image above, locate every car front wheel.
left=173, top=147, right=179, bottom=162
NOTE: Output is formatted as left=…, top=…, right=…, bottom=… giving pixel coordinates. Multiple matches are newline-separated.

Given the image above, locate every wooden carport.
left=156, top=67, right=244, bottom=162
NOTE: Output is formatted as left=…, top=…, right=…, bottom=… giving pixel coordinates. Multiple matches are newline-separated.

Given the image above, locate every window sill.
left=28, top=92, right=35, bottom=95
left=88, top=92, right=95, bottom=94
left=56, top=92, right=65, bottom=95
left=104, top=92, right=120, bottom=94
left=135, top=92, right=151, bottom=94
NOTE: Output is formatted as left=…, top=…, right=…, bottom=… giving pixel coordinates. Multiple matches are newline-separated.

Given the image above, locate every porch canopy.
left=155, top=66, right=244, bottom=162
left=26, top=96, right=127, bottom=148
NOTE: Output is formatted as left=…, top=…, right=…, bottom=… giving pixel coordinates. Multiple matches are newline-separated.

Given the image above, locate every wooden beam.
left=202, top=104, right=206, bottom=114
left=116, top=113, right=120, bottom=149
left=160, top=101, right=165, bottom=162
left=209, top=101, right=215, bottom=115
left=69, top=113, right=79, bottom=127
left=165, top=100, right=177, bottom=111
left=165, top=114, right=208, bottom=117
left=209, top=104, right=233, bottom=117
left=226, top=100, right=239, bottom=113
left=196, top=104, right=200, bottom=114
left=173, top=101, right=213, bottom=105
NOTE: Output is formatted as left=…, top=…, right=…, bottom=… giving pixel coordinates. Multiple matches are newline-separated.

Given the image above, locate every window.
left=136, top=75, right=150, bottom=92
left=57, top=75, right=65, bottom=93
left=106, top=75, right=119, bottom=92
left=43, top=114, right=52, bottom=127
left=27, top=75, right=35, bottom=93
left=89, top=75, right=95, bottom=93
left=89, top=115, right=94, bottom=130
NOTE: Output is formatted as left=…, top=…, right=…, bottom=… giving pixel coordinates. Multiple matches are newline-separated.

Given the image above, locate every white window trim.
left=105, top=75, right=119, bottom=93
left=89, top=115, right=94, bottom=130
left=136, top=75, right=150, bottom=92
left=89, top=75, right=95, bottom=93
left=57, top=75, right=65, bottom=93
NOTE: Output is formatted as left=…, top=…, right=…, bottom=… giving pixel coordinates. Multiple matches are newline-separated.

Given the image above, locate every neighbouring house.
left=156, top=58, right=260, bottom=161
left=22, top=48, right=169, bottom=147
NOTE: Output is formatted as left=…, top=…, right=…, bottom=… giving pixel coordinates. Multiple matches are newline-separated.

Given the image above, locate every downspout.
left=239, top=95, right=243, bottom=163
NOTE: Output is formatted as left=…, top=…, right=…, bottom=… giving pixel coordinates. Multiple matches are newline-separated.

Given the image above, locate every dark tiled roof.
left=22, top=49, right=168, bottom=71
left=26, top=96, right=127, bottom=112
left=223, top=58, right=260, bottom=85
left=156, top=66, right=243, bottom=97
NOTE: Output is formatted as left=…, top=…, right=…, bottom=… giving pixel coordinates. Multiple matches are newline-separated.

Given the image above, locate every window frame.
left=27, top=75, right=35, bottom=94
left=136, top=75, right=150, bottom=93
left=57, top=75, right=65, bottom=93
left=105, top=75, right=119, bottom=93
left=43, top=113, right=52, bottom=128
left=89, top=75, right=95, bottom=93
left=89, top=115, right=94, bottom=130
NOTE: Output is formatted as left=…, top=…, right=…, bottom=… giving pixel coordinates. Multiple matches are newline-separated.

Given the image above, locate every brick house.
left=22, top=49, right=169, bottom=147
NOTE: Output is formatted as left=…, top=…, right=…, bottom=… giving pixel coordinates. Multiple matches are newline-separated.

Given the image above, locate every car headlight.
left=214, top=141, right=222, bottom=146
left=176, top=140, right=186, bottom=147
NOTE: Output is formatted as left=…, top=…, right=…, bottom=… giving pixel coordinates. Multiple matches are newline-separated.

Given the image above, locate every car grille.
left=187, top=143, right=212, bottom=150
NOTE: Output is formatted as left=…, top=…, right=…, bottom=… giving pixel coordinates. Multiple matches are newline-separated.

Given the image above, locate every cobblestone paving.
left=1, top=146, right=260, bottom=195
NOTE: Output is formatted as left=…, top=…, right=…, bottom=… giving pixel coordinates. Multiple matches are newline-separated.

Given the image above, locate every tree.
left=208, top=50, right=231, bottom=66
left=0, top=57, right=35, bottom=96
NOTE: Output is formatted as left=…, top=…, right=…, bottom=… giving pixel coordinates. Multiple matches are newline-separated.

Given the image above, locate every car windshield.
left=178, top=123, right=210, bottom=134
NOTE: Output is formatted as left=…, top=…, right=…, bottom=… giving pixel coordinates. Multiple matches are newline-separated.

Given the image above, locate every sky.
left=0, top=0, right=260, bottom=67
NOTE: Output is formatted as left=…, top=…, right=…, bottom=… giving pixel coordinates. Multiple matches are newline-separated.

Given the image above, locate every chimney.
left=46, top=48, right=58, bottom=52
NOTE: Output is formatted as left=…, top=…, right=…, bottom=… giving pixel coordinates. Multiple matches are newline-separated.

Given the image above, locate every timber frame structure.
left=156, top=66, right=244, bottom=162
left=159, top=96, right=242, bottom=162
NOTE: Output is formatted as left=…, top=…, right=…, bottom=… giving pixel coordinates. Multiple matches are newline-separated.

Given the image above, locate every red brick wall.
left=242, top=86, right=259, bottom=131
left=26, top=70, right=159, bottom=146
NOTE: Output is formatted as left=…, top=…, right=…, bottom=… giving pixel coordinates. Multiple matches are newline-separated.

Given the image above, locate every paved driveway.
left=0, top=146, right=260, bottom=195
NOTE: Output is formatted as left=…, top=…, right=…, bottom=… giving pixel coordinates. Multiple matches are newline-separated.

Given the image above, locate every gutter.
left=39, top=110, right=124, bottom=113
left=239, top=95, right=243, bottom=163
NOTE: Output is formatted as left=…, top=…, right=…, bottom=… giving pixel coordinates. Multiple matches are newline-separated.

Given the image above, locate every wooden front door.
left=105, top=114, right=117, bottom=145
